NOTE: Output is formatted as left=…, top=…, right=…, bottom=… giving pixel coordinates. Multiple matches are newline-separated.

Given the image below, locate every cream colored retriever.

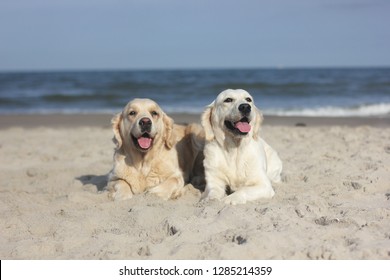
left=201, top=89, right=282, bottom=205
left=106, top=98, right=204, bottom=201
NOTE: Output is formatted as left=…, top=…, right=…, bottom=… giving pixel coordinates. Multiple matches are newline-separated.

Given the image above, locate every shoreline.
left=0, top=113, right=389, bottom=129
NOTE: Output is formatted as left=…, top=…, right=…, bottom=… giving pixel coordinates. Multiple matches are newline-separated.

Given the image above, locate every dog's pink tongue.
left=235, top=122, right=251, bottom=133
left=138, top=137, right=152, bottom=149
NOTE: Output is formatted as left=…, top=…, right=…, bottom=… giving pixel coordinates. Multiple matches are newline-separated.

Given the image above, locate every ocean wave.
left=212, top=82, right=321, bottom=92
left=264, top=103, right=390, bottom=117
left=1, top=103, right=390, bottom=118
left=1, top=68, right=390, bottom=118
left=42, top=92, right=120, bottom=102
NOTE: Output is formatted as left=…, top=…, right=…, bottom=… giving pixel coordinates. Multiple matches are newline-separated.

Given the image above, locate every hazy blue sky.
left=0, top=0, right=389, bottom=71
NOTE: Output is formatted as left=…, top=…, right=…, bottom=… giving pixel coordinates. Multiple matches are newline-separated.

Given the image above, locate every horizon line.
left=1, top=65, right=390, bottom=73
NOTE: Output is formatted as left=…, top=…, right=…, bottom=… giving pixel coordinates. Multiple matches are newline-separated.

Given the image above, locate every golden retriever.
left=201, top=89, right=282, bottom=205
left=106, top=98, right=204, bottom=201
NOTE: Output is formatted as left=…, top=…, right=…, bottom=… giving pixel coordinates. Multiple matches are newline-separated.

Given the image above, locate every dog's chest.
left=144, top=167, right=164, bottom=188
left=225, top=153, right=257, bottom=189
left=207, top=143, right=264, bottom=189
left=132, top=161, right=163, bottom=188
left=142, top=156, right=181, bottom=187
left=114, top=156, right=166, bottom=192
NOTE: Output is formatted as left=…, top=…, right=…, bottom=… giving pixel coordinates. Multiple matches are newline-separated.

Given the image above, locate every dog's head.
left=112, top=98, right=175, bottom=153
left=201, top=89, right=263, bottom=143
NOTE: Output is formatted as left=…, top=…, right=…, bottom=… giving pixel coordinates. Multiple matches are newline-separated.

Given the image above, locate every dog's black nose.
left=238, top=103, right=251, bottom=115
left=139, top=117, right=152, bottom=132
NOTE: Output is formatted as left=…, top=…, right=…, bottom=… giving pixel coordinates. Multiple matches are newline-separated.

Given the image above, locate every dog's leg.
left=148, top=173, right=185, bottom=200
left=261, top=139, right=283, bottom=183
left=107, top=179, right=134, bottom=201
left=201, top=176, right=227, bottom=201
left=223, top=173, right=275, bottom=205
left=224, top=186, right=275, bottom=205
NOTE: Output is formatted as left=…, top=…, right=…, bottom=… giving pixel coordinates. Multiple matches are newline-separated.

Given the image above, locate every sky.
left=0, top=0, right=389, bottom=71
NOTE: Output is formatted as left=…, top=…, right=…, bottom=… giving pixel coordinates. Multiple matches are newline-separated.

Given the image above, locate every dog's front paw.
left=223, top=193, right=247, bottom=205
left=148, top=184, right=180, bottom=200
left=148, top=185, right=168, bottom=200
left=108, top=181, right=133, bottom=201
left=201, top=186, right=226, bottom=201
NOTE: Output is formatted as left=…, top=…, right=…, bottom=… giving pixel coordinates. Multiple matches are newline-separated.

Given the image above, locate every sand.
left=0, top=114, right=389, bottom=259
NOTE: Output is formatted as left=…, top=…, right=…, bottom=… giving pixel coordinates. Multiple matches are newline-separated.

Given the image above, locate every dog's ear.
left=252, top=107, right=263, bottom=140
left=163, top=113, right=175, bottom=149
left=111, top=113, right=123, bottom=148
left=201, top=103, right=215, bottom=141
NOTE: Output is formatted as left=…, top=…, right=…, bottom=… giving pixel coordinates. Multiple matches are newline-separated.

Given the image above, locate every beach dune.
left=0, top=114, right=389, bottom=259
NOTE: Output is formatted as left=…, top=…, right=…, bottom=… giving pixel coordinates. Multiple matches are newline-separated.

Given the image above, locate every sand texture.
left=0, top=122, right=389, bottom=259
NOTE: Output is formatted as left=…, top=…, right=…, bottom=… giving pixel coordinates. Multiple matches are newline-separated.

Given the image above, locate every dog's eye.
left=129, top=111, right=136, bottom=116
left=246, top=97, right=252, bottom=102
left=224, top=98, right=233, bottom=103
left=151, top=111, right=159, bottom=117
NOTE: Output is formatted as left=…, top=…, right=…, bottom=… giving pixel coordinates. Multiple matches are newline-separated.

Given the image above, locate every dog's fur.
left=201, top=89, right=282, bottom=205
left=106, top=98, right=204, bottom=201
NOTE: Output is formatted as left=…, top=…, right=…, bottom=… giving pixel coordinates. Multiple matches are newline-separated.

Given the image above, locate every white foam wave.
left=2, top=103, right=390, bottom=118
left=264, top=103, right=390, bottom=117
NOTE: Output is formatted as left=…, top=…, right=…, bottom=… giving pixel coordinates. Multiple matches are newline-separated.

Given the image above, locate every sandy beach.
left=0, top=113, right=389, bottom=259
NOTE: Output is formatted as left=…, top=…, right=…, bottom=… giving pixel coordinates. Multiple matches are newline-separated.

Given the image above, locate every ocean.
left=1, top=68, right=390, bottom=117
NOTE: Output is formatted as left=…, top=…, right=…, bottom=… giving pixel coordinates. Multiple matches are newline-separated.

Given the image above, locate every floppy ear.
left=111, top=113, right=123, bottom=148
left=163, top=113, right=175, bottom=149
left=252, top=107, right=263, bottom=141
left=201, top=103, right=215, bottom=141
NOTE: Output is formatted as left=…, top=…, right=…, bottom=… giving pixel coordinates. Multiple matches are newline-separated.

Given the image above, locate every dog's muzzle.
left=224, top=116, right=251, bottom=135
left=132, top=117, right=153, bottom=151
left=238, top=103, right=251, bottom=116
left=139, top=117, right=152, bottom=133
left=224, top=103, right=252, bottom=135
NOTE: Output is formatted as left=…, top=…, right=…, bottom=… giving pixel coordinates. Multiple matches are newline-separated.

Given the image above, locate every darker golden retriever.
left=106, top=98, right=204, bottom=200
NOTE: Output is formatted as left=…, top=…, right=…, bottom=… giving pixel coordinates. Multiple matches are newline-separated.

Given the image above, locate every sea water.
left=1, top=68, right=389, bottom=117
